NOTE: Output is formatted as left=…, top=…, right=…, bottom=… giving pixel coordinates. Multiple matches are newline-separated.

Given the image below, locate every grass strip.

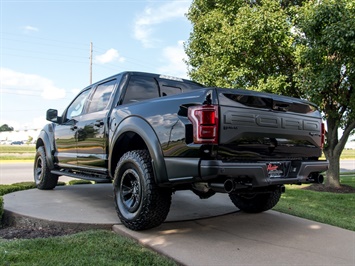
left=0, top=230, right=177, bottom=266
left=0, top=146, right=35, bottom=153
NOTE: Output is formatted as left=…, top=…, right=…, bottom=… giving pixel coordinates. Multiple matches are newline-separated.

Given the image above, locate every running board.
left=51, top=170, right=111, bottom=183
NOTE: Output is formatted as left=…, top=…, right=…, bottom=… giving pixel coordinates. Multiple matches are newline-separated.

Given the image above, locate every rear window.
left=157, top=78, right=204, bottom=97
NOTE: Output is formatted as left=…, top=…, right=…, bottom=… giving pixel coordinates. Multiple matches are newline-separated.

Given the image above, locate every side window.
left=161, top=85, right=182, bottom=96
left=122, top=76, right=159, bottom=104
left=66, top=89, right=91, bottom=121
left=87, top=79, right=116, bottom=113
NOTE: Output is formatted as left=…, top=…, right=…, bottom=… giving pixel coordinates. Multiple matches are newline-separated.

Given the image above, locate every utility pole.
left=89, top=42, right=93, bottom=85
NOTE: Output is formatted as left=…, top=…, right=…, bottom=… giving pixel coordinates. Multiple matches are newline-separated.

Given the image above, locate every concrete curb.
left=3, top=209, right=115, bottom=231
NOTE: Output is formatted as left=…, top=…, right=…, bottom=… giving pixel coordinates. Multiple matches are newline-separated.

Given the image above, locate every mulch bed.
left=0, top=226, right=84, bottom=240
left=302, top=184, right=355, bottom=193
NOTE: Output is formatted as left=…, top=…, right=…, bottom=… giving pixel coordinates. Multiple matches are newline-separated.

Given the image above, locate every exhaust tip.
left=318, top=174, right=324, bottom=184
left=224, top=179, right=235, bottom=193
left=309, top=173, right=324, bottom=184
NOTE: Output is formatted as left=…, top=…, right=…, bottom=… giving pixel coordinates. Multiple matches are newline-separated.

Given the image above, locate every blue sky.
left=1, top=0, right=193, bottom=130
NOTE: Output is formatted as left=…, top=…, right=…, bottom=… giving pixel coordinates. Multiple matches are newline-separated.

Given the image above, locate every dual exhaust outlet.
left=224, top=179, right=239, bottom=193
left=308, top=173, right=324, bottom=184
left=209, top=179, right=249, bottom=193
left=209, top=173, right=324, bottom=193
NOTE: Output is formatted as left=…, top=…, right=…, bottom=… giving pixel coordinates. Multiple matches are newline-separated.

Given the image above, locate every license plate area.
left=267, top=162, right=289, bottom=178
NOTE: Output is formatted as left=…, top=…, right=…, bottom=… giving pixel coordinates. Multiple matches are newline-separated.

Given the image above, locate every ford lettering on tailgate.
left=224, top=111, right=320, bottom=131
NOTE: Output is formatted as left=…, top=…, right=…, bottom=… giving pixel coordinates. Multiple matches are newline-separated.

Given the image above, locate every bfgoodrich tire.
left=33, top=146, right=59, bottom=190
left=229, top=189, right=281, bottom=213
left=113, top=150, right=172, bottom=231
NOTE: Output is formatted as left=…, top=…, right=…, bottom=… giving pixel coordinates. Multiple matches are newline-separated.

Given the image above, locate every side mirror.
left=46, top=109, right=60, bottom=123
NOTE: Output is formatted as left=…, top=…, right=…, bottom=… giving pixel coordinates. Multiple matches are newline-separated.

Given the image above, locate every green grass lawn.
left=274, top=173, right=355, bottom=231
left=0, top=230, right=177, bottom=266
left=339, top=149, right=355, bottom=159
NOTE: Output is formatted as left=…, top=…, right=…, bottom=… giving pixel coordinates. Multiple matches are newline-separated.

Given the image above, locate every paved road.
left=0, top=162, right=75, bottom=184
left=0, top=160, right=354, bottom=185
left=340, top=159, right=355, bottom=172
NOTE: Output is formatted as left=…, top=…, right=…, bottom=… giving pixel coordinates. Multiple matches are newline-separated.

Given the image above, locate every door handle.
left=94, top=120, right=104, bottom=127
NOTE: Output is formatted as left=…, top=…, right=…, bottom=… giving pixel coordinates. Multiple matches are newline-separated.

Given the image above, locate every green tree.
left=185, top=0, right=300, bottom=97
left=0, top=124, right=14, bottom=132
left=185, top=0, right=355, bottom=188
left=294, top=0, right=355, bottom=187
left=27, top=136, right=34, bottom=145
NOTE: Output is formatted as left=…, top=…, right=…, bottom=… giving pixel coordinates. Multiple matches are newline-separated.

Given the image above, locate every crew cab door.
left=55, top=88, right=91, bottom=167
left=76, top=79, right=117, bottom=170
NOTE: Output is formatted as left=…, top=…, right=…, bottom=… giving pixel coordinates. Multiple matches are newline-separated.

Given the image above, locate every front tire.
left=229, top=189, right=281, bottom=213
left=33, top=146, right=59, bottom=190
left=113, top=150, right=172, bottom=230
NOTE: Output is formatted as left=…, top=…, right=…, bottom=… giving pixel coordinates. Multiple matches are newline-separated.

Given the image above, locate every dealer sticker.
left=267, top=162, right=284, bottom=178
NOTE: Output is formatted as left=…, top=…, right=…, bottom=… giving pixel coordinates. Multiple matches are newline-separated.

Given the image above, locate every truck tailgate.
left=217, top=89, right=323, bottom=160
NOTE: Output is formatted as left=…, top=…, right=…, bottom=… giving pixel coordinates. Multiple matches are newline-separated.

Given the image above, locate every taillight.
left=188, top=105, right=219, bottom=144
left=321, top=122, right=325, bottom=149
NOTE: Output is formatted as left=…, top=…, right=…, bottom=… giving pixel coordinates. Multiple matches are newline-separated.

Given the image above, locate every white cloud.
left=23, top=25, right=39, bottom=32
left=0, top=68, right=66, bottom=100
left=158, top=41, right=188, bottom=79
left=32, top=115, right=48, bottom=129
left=134, top=1, right=190, bottom=47
left=94, top=48, right=125, bottom=64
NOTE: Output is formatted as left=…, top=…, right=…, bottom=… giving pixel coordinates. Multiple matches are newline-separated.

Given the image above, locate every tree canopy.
left=185, top=0, right=355, bottom=188
left=0, top=124, right=14, bottom=132
left=185, top=0, right=299, bottom=96
left=294, top=0, right=355, bottom=186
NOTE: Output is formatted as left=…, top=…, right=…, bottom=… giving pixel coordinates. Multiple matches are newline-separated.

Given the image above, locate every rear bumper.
left=200, top=160, right=329, bottom=187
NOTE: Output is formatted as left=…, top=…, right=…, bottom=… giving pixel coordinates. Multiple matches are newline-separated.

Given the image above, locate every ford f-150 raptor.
left=34, top=71, right=328, bottom=230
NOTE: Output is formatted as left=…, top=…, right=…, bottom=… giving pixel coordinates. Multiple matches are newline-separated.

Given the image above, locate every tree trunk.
left=323, top=151, right=341, bottom=188
left=323, top=113, right=355, bottom=188
left=323, top=117, right=342, bottom=189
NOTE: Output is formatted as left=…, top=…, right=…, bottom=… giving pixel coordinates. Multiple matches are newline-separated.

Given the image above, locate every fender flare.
left=109, top=116, right=169, bottom=185
left=36, top=124, right=56, bottom=170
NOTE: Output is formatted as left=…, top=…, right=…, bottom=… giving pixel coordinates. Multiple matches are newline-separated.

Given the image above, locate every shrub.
left=68, top=180, right=92, bottom=185
left=0, top=182, right=37, bottom=196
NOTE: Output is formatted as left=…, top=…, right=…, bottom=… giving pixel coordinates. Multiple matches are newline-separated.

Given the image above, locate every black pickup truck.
left=34, top=71, right=328, bottom=230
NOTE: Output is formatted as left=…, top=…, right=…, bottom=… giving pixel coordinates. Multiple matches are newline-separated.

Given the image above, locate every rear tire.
left=34, top=146, right=59, bottom=190
left=113, top=150, right=172, bottom=230
left=229, top=189, right=281, bottom=213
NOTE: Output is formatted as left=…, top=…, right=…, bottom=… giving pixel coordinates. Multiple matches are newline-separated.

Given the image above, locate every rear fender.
left=109, top=116, right=168, bottom=185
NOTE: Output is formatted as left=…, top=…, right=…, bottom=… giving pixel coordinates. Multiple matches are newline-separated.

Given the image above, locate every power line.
left=1, top=33, right=164, bottom=71
left=1, top=53, right=88, bottom=64
left=0, top=31, right=88, bottom=46
left=1, top=46, right=88, bottom=59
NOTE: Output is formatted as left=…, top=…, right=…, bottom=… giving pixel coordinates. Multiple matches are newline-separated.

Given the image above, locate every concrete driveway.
left=3, top=184, right=355, bottom=266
